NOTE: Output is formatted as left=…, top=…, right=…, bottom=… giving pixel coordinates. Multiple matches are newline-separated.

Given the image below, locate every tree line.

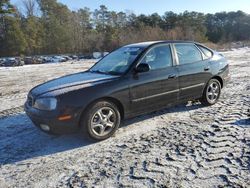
left=1, top=0, right=250, bottom=57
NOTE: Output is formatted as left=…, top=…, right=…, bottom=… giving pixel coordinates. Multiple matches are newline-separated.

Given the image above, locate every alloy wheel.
left=90, top=107, right=116, bottom=137
left=206, top=81, right=220, bottom=103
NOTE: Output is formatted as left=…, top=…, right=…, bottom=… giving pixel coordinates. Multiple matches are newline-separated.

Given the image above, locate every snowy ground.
left=0, top=49, right=249, bottom=188
left=0, top=60, right=95, bottom=113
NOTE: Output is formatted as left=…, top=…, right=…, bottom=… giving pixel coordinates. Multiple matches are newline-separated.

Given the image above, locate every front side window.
left=140, top=44, right=172, bottom=70
left=175, top=44, right=203, bottom=65
left=90, top=47, right=143, bottom=75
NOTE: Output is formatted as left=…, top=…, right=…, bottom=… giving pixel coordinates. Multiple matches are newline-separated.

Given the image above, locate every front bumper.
left=24, top=102, right=80, bottom=134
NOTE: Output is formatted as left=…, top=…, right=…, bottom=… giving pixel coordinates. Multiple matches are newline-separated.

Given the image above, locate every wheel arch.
left=211, top=76, right=224, bottom=88
left=202, top=75, right=224, bottom=97
left=78, top=96, right=125, bottom=127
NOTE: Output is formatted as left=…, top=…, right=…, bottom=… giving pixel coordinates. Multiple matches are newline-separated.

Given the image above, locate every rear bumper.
left=219, top=63, right=230, bottom=88
left=24, top=102, right=80, bottom=134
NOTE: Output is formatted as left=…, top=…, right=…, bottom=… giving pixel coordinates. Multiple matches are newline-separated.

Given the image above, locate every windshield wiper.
left=107, top=71, right=122, bottom=75
left=89, top=70, right=109, bottom=75
left=90, top=70, right=121, bottom=76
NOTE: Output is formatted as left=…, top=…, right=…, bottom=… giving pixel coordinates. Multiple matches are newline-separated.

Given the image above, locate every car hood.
left=30, top=71, right=120, bottom=97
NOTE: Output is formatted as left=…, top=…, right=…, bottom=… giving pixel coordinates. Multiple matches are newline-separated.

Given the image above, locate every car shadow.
left=122, top=102, right=204, bottom=127
left=0, top=113, right=94, bottom=165
left=0, top=102, right=203, bottom=165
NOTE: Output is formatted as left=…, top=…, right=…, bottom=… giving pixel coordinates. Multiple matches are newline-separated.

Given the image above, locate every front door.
left=129, top=44, right=179, bottom=114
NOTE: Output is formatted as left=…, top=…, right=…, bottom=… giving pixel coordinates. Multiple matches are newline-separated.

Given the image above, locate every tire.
left=81, top=101, right=121, bottom=141
left=200, top=79, right=221, bottom=106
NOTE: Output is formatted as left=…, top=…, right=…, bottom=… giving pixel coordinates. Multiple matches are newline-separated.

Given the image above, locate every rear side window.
left=175, top=44, right=203, bottom=65
left=140, top=44, right=172, bottom=70
left=197, top=45, right=213, bottom=59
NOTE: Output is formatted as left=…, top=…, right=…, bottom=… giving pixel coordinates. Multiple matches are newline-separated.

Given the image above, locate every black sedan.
left=25, top=41, right=230, bottom=140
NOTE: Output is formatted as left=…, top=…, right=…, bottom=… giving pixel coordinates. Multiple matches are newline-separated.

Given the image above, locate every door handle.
left=204, top=67, right=210, bottom=71
left=168, top=74, right=177, bottom=79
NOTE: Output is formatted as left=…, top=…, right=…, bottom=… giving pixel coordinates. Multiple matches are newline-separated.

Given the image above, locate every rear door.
left=129, top=44, right=179, bottom=114
left=174, top=43, right=211, bottom=101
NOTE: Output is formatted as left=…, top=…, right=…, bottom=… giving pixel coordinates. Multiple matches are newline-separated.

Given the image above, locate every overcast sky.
left=11, top=0, right=250, bottom=15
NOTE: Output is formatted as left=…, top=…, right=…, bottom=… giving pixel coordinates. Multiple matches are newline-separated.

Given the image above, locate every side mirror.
left=135, top=63, right=150, bottom=73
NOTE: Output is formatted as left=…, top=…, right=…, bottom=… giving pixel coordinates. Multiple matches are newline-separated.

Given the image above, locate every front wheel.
left=81, top=101, right=121, bottom=141
left=200, top=79, right=221, bottom=106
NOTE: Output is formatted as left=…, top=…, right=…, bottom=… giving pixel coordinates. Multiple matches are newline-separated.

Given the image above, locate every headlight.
left=33, top=97, right=57, bottom=111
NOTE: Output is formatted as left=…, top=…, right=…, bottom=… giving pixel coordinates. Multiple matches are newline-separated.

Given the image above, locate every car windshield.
left=90, top=47, right=143, bottom=75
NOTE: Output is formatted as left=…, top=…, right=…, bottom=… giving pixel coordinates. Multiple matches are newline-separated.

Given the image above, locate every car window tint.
left=141, top=45, right=172, bottom=70
left=198, top=45, right=213, bottom=59
left=175, top=44, right=203, bottom=65
left=90, top=47, right=143, bottom=74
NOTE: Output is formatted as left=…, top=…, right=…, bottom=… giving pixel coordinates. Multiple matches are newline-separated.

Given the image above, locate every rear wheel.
left=200, top=79, right=221, bottom=106
left=81, top=101, right=121, bottom=141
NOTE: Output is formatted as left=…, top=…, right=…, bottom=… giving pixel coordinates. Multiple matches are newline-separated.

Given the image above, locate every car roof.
left=125, top=40, right=197, bottom=48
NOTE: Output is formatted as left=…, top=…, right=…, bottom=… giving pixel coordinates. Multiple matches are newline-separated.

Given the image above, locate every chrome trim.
left=131, top=83, right=205, bottom=102
left=132, top=89, right=179, bottom=102
left=180, top=83, right=205, bottom=91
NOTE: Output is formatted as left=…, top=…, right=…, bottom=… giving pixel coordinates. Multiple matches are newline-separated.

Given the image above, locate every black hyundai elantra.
left=25, top=41, right=230, bottom=140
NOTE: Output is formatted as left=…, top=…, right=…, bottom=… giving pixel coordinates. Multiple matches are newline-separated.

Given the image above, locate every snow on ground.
left=0, top=49, right=249, bottom=187
left=0, top=60, right=96, bottom=113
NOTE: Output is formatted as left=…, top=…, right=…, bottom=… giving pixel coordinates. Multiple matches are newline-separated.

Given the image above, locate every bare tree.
left=22, top=0, right=36, bottom=17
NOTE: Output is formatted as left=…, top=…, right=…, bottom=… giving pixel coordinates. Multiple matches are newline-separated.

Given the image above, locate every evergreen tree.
left=0, top=16, right=27, bottom=56
left=38, top=0, right=72, bottom=54
left=23, top=16, right=44, bottom=55
left=0, top=0, right=15, bottom=14
left=1, top=0, right=250, bottom=57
